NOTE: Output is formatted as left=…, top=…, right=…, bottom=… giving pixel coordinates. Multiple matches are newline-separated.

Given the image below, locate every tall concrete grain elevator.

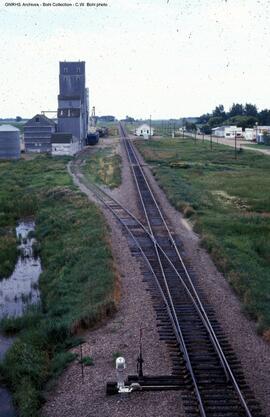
left=57, top=61, right=89, bottom=147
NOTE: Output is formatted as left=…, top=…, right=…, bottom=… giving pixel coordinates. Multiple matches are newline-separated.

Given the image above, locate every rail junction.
left=71, top=123, right=264, bottom=417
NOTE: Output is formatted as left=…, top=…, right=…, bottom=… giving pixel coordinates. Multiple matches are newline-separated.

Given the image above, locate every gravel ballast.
left=42, top=135, right=270, bottom=417
left=131, top=136, right=270, bottom=417
left=42, top=138, right=185, bottom=417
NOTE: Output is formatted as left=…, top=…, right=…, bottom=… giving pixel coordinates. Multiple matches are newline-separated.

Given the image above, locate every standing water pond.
left=0, top=220, right=42, bottom=417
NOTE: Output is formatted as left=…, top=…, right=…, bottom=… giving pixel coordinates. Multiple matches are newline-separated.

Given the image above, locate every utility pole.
left=210, top=133, right=213, bottom=151
left=234, top=131, right=237, bottom=159
left=149, top=114, right=152, bottom=140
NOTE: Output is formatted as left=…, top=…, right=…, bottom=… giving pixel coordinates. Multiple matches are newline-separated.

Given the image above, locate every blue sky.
left=1, top=0, right=270, bottom=119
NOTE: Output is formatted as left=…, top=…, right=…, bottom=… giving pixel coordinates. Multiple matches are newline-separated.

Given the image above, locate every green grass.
left=0, top=122, right=25, bottom=132
left=82, top=147, right=121, bottom=188
left=79, top=355, right=94, bottom=366
left=0, top=156, right=68, bottom=278
left=0, top=155, right=117, bottom=416
left=243, top=143, right=270, bottom=150
left=135, top=137, right=270, bottom=339
left=0, top=228, right=18, bottom=278
left=124, top=122, right=137, bottom=134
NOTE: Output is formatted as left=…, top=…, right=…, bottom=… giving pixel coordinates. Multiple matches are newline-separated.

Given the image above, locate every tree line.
left=196, top=104, right=270, bottom=134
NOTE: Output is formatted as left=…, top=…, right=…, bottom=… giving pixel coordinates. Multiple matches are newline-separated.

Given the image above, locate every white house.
left=212, top=126, right=243, bottom=138
left=135, top=123, right=154, bottom=139
left=51, top=133, right=80, bottom=156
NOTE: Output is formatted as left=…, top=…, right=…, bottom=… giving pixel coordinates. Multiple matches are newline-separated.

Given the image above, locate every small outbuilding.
left=0, top=124, right=21, bottom=160
left=243, top=128, right=254, bottom=141
left=24, top=114, right=56, bottom=153
left=255, top=126, right=270, bottom=143
left=51, top=133, right=80, bottom=156
left=212, top=126, right=242, bottom=138
left=135, top=123, right=154, bottom=139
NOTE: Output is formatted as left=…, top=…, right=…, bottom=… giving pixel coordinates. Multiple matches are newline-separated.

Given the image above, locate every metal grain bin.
left=0, top=125, right=21, bottom=160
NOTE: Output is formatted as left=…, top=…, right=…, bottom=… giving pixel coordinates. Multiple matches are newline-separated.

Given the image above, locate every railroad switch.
left=106, top=328, right=183, bottom=395
left=106, top=373, right=185, bottom=395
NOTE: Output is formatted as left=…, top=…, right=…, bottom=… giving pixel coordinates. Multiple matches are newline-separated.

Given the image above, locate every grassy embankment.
left=0, top=155, right=117, bottom=417
left=82, top=147, right=121, bottom=189
left=135, top=137, right=270, bottom=339
left=243, top=143, right=270, bottom=150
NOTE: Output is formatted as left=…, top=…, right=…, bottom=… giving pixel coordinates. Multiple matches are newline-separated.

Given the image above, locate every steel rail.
left=119, top=124, right=231, bottom=375
left=119, top=122, right=254, bottom=417
left=71, top=149, right=255, bottom=417
left=70, top=157, right=207, bottom=417
left=120, top=124, right=232, bottom=376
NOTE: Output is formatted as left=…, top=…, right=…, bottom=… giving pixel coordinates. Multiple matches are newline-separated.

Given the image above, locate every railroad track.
left=71, top=128, right=264, bottom=417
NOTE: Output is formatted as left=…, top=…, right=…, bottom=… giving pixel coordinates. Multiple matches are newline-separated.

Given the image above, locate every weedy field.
left=135, top=137, right=270, bottom=340
left=0, top=155, right=117, bottom=417
left=82, top=146, right=122, bottom=189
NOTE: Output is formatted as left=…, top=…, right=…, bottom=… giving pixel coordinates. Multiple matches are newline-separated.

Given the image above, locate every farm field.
left=0, top=121, right=25, bottom=132
left=135, top=137, right=270, bottom=339
left=0, top=155, right=116, bottom=417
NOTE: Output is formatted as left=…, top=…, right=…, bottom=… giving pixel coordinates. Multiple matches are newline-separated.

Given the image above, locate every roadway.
left=184, top=132, right=270, bottom=156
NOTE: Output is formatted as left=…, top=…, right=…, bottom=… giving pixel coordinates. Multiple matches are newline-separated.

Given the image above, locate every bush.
left=79, top=355, right=94, bottom=366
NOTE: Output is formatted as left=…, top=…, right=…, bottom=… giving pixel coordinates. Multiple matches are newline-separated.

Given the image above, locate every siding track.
left=71, top=125, right=265, bottom=417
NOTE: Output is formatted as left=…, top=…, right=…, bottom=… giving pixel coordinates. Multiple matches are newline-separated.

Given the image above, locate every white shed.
left=212, top=126, right=242, bottom=138
left=243, top=128, right=254, bottom=141
left=135, top=124, right=154, bottom=139
left=51, top=133, right=80, bottom=156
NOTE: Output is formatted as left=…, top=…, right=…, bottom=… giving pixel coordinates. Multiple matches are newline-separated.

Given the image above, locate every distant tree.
left=228, top=103, right=244, bottom=117
left=208, top=116, right=224, bottom=127
left=99, top=115, right=115, bottom=122
left=258, top=109, right=270, bottom=125
left=16, top=116, right=22, bottom=122
left=125, top=116, right=135, bottom=123
left=212, top=105, right=226, bottom=120
left=198, top=113, right=211, bottom=124
left=185, top=121, right=196, bottom=131
left=198, top=103, right=270, bottom=133
left=224, top=115, right=257, bottom=129
left=200, top=124, right=212, bottom=134
left=244, top=103, right=258, bottom=117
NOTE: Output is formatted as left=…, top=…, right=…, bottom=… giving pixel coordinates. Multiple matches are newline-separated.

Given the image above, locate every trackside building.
left=57, top=61, right=89, bottom=148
